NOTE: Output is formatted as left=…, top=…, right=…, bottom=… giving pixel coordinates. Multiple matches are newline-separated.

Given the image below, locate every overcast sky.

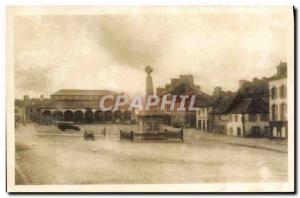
left=14, top=7, right=292, bottom=99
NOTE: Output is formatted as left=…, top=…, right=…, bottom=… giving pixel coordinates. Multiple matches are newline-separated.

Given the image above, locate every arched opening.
left=94, top=110, right=103, bottom=122
left=123, top=111, right=131, bottom=121
left=64, top=110, right=74, bottom=121
left=74, top=110, right=84, bottom=123
left=42, top=110, right=52, bottom=123
left=84, top=110, right=94, bottom=123
left=114, top=110, right=122, bottom=123
left=53, top=111, right=63, bottom=121
left=104, top=110, right=113, bottom=122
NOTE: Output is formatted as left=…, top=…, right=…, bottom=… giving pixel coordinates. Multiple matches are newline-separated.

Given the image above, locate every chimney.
left=40, top=94, right=44, bottom=101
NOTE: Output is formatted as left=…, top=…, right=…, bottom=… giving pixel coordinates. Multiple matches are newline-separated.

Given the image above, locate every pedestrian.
left=103, top=127, right=106, bottom=137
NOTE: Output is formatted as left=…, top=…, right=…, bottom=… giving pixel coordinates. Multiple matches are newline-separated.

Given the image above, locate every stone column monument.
left=145, top=66, right=154, bottom=97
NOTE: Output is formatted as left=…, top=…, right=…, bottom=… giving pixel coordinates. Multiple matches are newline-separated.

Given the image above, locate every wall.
left=226, top=113, right=269, bottom=137
left=269, top=78, right=288, bottom=138
left=226, top=114, right=243, bottom=136
left=269, top=78, right=287, bottom=121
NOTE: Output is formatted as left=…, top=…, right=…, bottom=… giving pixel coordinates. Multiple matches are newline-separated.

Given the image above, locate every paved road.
left=15, top=124, right=288, bottom=185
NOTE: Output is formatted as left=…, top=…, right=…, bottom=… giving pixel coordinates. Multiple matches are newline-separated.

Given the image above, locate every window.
left=271, top=86, right=277, bottom=100
left=234, top=115, right=238, bottom=122
left=280, top=84, right=286, bottom=98
left=271, top=104, right=278, bottom=121
left=260, top=113, right=269, bottom=121
left=249, top=114, right=257, bottom=122
left=280, top=103, right=287, bottom=120
left=229, top=115, right=233, bottom=122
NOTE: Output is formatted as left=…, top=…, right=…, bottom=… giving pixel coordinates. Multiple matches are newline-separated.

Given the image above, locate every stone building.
left=225, top=96, right=270, bottom=137
left=39, top=89, right=133, bottom=124
left=269, top=62, right=288, bottom=138
left=196, top=88, right=235, bottom=133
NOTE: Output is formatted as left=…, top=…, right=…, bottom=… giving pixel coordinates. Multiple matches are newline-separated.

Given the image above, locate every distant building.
left=14, top=105, right=23, bottom=123
left=268, top=62, right=288, bottom=138
left=157, top=75, right=209, bottom=128
left=39, top=89, right=134, bottom=124
left=14, top=95, right=49, bottom=124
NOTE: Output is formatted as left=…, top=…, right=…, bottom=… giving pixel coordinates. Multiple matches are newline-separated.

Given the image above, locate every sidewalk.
left=184, top=129, right=287, bottom=153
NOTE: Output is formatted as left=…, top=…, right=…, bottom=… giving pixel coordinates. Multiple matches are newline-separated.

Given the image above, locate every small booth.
left=137, top=113, right=164, bottom=133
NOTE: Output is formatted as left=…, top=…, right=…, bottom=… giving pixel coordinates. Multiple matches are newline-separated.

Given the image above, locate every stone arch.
left=123, top=110, right=131, bottom=121
left=94, top=110, right=103, bottom=122
left=53, top=110, right=63, bottom=121
left=74, top=110, right=84, bottom=123
left=42, top=110, right=52, bottom=123
left=84, top=110, right=94, bottom=123
left=104, top=110, right=113, bottom=122
left=114, top=110, right=122, bottom=123
left=64, top=110, right=74, bottom=121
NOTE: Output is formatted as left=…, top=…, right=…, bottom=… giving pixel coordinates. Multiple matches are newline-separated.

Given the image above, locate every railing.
left=120, top=130, right=184, bottom=142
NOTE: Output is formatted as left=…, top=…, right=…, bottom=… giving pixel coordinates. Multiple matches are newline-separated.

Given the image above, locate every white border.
left=1, top=0, right=298, bottom=196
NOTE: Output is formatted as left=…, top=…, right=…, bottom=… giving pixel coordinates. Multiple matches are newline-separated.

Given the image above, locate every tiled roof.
left=226, top=97, right=269, bottom=114
left=226, top=98, right=252, bottom=114
left=210, top=94, right=237, bottom=114
left=52, top=89, right=117, bottom=96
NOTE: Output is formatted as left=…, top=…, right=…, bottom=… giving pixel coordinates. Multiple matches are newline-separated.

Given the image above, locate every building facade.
left=269, top=62, right=288, bottom=138
left=196, top=88, right=236, bottom=134
left=226, top=97, right=270, bottom=137
left=39, top=89, right=134, bottom=124
left=196, top=105, right=212, bottom=131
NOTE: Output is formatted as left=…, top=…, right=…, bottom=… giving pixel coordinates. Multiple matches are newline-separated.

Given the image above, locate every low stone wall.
left=120, top=130, right=184, bottom=142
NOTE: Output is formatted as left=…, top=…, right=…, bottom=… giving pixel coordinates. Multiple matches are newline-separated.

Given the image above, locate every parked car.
left=56, top=121, right=80, bottom=131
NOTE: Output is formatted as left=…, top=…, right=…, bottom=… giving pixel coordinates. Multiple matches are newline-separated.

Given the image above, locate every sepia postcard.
left=6, top=6, right=294, bottom=192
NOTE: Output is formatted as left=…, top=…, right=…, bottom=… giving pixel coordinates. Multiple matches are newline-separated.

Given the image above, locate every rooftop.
left=226, top=97, right=269, bottom=114
left=52, top=89, right=117, bottom=96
